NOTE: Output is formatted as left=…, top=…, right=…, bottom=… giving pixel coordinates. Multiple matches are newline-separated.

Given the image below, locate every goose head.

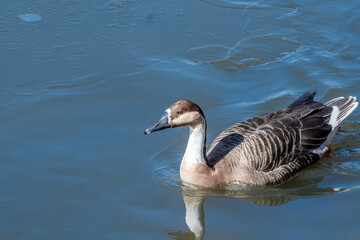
left=144, top=100, right=206, bottom=135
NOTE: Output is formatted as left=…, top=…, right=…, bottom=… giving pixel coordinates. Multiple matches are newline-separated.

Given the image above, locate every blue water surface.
left=1, top=0, right=360, bottom=239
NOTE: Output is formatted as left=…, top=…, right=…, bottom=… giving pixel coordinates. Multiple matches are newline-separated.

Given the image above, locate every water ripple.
left=186, top=35, right=300, bottom=72
left=199, top=0, right=269, bottom=10
left=185, top=45, right=229, bottom=63
left=7, top=72, right=106, bottom=97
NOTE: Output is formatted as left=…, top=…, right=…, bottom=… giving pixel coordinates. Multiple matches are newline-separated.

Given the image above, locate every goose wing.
left=207, top=111, right=276, bottom=167
left=207, top=91, right=334, bottom=184
left=250, top=101, right=333, bottom=170
left=207, top=91, right=321, bottom=166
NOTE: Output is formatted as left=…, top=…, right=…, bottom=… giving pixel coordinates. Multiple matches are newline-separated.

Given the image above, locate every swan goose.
left=145, top=91, right=358, bottom=187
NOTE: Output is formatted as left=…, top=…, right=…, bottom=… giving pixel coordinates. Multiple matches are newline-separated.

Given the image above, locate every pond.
left=1, top=0, right=360, bottom=239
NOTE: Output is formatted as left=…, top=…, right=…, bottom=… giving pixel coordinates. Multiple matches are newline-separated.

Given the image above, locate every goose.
left=144, top=91, right=358, bottom=187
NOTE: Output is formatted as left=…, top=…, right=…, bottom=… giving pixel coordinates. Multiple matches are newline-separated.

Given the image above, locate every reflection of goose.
left=178, top=181, right=348, bottom=239
left=167, top=196, right=205, bottom=240
left=184, top=196, right=205, bottom=240
left=145, top=91, right=358, bottom=187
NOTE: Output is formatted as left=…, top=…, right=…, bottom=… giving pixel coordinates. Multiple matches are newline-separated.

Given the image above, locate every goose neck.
left=183, top=120, right=208, bottom=166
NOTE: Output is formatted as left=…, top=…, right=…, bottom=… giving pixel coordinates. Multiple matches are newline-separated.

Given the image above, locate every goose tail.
left=312, top=96, right=358, bottom=156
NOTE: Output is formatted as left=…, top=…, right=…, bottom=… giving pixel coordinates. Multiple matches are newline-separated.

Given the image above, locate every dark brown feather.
left=207, top=91, right=336, bottom=185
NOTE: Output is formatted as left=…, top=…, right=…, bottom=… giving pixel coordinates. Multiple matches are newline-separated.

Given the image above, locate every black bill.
left=144, top=112, right=171, bottom=135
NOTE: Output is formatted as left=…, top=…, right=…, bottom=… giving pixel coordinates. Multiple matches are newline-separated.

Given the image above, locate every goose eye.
left=177, top=110, right=184, bottom=115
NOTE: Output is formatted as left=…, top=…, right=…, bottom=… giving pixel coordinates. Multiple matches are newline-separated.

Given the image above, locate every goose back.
left=207, top=91, right=353, bottom=185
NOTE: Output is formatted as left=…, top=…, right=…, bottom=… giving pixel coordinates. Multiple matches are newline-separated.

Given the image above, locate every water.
left=1, top=0, right=360, bottom=239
